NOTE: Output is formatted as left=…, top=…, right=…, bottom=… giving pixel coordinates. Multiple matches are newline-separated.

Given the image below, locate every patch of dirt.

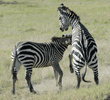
left=32, top=71, right=75, bottom=94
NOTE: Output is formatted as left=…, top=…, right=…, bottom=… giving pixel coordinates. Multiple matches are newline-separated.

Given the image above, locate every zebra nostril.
left=62, top=35, right=65, bottom=37
left=60, top=28, right=64, bottom=32
left=65, top=28, right=68, bottom=31
left=59, top=16, right=62, bottom=20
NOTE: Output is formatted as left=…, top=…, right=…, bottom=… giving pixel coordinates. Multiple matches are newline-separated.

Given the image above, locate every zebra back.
left=11, top=36, right=72, bottom=68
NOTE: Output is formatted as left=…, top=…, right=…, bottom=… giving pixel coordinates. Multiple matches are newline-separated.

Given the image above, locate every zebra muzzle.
left=65, top=28, right=68, bottom=31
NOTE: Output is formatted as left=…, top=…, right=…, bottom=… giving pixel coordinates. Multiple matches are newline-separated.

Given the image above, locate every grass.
left=0, top=0, right=110, bottom=99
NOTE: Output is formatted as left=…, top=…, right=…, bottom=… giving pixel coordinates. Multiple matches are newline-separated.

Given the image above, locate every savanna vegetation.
left=0, top=0, right=110, bottom=99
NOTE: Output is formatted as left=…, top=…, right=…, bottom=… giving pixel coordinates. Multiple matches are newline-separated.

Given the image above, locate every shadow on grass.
left=0, top=1, right=39, bottom=7
left=0, top=1, right=26, bottom=5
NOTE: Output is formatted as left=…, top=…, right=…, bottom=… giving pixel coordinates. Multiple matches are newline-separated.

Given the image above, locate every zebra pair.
left=58, top=3, right=99, bottom=88
left=11, top=35, right=72, bottom=94
left=11, top=3, right=99, bottom=94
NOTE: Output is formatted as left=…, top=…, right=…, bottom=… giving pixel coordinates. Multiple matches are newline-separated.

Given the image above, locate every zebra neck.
left=69, top=18, right=79, bottom=30
left=71, top=22, right=81, bottom=34
left=54, top=43, right=67, bottom=53
left=71, top=22, right=82, bottom=44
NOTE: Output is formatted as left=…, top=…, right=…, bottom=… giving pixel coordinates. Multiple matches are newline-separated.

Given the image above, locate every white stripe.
left=72, top=47, right=83, bottom=58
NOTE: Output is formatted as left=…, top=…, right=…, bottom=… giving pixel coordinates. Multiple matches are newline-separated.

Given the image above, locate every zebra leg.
left=94, top=68, right=99, bottom=85
left=88, top=57, right=99, bottom=85
left=25, top=68, right=36, bottom=94
left=90, top=65, right=99, bottom=85
left=75, top=67, right=81, bottom=88
left=52, top=62, right=63, bottom=90
left=53, top=69, right=59, bottom=86
left=69, top=54, right=74, bottom=73
left=12, top=70, right=17, bottom=94
left=11, top=58, right=21, bottom=94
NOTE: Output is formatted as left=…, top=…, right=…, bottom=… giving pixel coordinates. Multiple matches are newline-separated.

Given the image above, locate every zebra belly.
left=34, top=64, right=51, bottom=68
left=17, top=53, right=50, bottom=68
left=72, top=51, right=85, bottom=67
left=31, top=54, right=50, bottom=68
left=33, top=61, right=51, bottom=68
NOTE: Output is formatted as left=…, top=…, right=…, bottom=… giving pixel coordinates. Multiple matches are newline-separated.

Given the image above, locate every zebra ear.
left=51, top=37, right=54, bottom=42
left=61, top=3, right=64, bottom=7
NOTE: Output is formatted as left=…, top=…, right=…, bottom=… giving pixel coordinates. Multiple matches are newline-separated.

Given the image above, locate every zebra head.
left=51, top=36, right=72, bottom=45
left=57, top=3, right=80, bottom=32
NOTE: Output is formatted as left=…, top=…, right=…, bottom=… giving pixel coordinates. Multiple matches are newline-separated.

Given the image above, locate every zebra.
left=57, top=3, right=99, bottom=88
left=11, top=35, right=72, bottom=94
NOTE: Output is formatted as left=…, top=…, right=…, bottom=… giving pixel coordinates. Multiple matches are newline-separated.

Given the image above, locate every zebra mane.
left=51, top=36, right=72, bottom=45
left=58, top=3, right=80, bottom=21
left=51, top=36, right=64, bottom=43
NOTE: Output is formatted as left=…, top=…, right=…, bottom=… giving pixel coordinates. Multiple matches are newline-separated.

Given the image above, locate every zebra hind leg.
left=69, top=54, right=74, bottom=73
left=12, top=71, right=18, bottom=94
left=11, top=57, right=21, bottom=94
left=93, top=67, right=99, bottom=85
left=25, top=69, right=36, bottom=94
left=75, top=68, right=81, bottom=88
left=76, top=75, right=81, bottom=88
left=88, top=64, right=99, bottom=85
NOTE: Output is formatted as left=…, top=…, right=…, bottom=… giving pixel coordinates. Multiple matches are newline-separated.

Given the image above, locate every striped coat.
left=11, top=36, right=72, bottom=94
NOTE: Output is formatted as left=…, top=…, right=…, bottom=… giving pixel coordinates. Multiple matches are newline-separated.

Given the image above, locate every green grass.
left=0, top=0, right=110, bottom=100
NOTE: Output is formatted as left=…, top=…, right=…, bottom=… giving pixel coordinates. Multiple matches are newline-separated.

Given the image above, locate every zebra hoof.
left=58, top=83, right=62, bottom=90
left=70, top=67, right=74, bottom=73
left=11, top=90, right=15, bottom=94
left=59, top=86, right=62, bottom=91
left=31, top=90, right=36, bottom=94
left=96, top=81, right=99, bottom=85
left=76, top=86, right=80, bottom=89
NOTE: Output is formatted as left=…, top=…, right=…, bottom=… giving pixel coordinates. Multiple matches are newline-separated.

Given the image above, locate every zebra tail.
left=11, top=46, right=17, bottom=75
left=82, top=61, right=91, bottom=83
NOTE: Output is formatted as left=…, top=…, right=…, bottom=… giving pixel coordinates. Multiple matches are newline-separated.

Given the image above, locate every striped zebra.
left=57, top=4, right=99, bottom=88
left=11, top=35, right=72, bottom=94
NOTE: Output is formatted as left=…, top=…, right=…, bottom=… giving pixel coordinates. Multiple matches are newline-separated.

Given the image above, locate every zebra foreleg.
left=52, top=62, right=63, bottom=90
left=25, top=69, right=36, bottom=94
left=69, top=54, right=74, bottom=73
left=53, top=69, right=59, bottom=86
